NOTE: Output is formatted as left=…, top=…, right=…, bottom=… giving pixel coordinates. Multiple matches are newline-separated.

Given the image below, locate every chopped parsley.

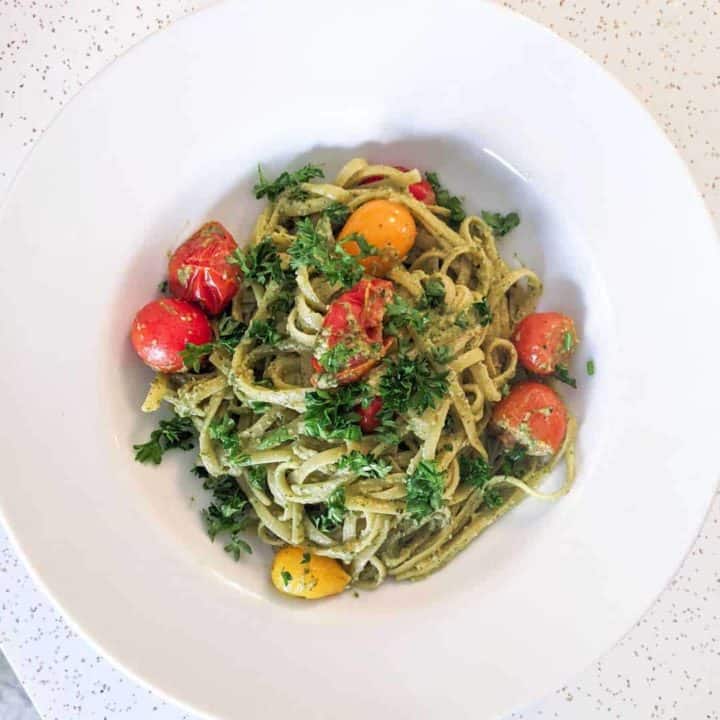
left=406, top=460, right=445, bottom=520
left=247, top=319, right=282, bottom=346
left=562, top=331, right=574, bottom=353
left=215, top=313, right=246, bottom=352
left=319, top=343, right=355, bottom=374
left=379, top=352, right=448, bottom=415
left=200, top=473, right=253, bottom=559
left=256, top=427, right=293, bottom=450
left=336, top=450, right=392, bottom=478
left=311, top=486, right=347, bottom=532
left=454, top=311, right=471, bottom=329
left=426, top=171, right=466, bottom=228
left=248, top=400, right=271, bottom=414
left=301, top=552, right=311, bottom=564
left=289, top=218, right=371, bottom=288
left=586, top=359, right=595, bottom=376
left=157, top=279, right=169, bottom=294
left=280, top=569, right=293, bottom=586
left=459, top=454, right=491, bottom=488
left=553, top=364, right=577, bottom=388
left=480, top=210, right=520, bottom=237
left=180, top=341, right=215, bottom=372
left=418, top=278, right=446, bottom=310
left=253, top=164, right=324, bottom=201
left=323, top=201, right=350, bottom=227
left=304, top=384, right=367, bottom=441
left=246, top=465, right=268, bottom=492
left=133, top=414, right=195, bottom=464
left=384, top=294, right=429, bottom=335
left=432, top=346, right=453, bottom=364
left=228, top=236, right=287, bottom=285
left=473, top=297, right=493, bottom=327
left=208, top=415, right=248, bottom=467
left=500, top=444, right=527, bottom=478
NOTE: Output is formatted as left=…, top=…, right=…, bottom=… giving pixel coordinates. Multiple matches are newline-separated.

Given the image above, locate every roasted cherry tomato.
left=358, top=396, right=384, bottom=433
left=512, top=312, right=578, bottom=375
left=360, top=165, right=436, bottom=204
left=131, top=298, right=212, bottom=373
left=491, top=382, right=567, bottom=456
left=338, top=200, right=417, bottom=275
left=168, top=221, right=240, bottom=315
left=311, top=278, right=394, bottom=385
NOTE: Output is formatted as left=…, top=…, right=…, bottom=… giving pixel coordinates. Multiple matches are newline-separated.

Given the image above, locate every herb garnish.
left=425, top=172, right=466, bottom=228
left=473, top=297, right=493, bottom=327
left=133, top=414, right=195, bottom=464
left=254, top=164, right=324, bottom=201
left=586, top=359, right=595, bottom=376
left=289, top=218, right=373, bottom=288
left=247, top=319, right=282, bottom=346
left=406, top=460, right=445, bottom=520
left=384, top=295, right=429, bottom=335
left=208, top=415, right=248, bottom=466
left=319, top=344, right=355, bottom=374
left=304, top=384, right=368, bottom=441
left=336, top=450, right=392, bottom=478
left=480, top=210, right=520, bottom=237
left=201, top=473, right=253, bottom=559
left=311, top=486, right=347, bottom=532
left=379, top=352, right=448, bottom=415
left=553, top=364, right=577, bottom=388
left=228, top=236, right=287, bottom=285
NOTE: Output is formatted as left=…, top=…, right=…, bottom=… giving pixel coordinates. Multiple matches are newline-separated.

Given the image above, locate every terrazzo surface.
left=1, top=1, right=719, bottom=718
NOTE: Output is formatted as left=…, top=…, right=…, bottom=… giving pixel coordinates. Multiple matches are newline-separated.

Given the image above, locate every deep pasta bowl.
left=1, top=1, right=719, bottom=718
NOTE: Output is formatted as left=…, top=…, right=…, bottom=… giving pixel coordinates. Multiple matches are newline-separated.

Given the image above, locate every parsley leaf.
left=379, top=352, right=448, bottom=415
left=248, top=400, right=271, bottom=414
left=459, top=454, right=491, bottom=488
left=247, top=319, right=282, bottom=346
left=199, top=473, right=253, bottom=560
left=304, top=385, right=367, bottom=441
left=157, top=279, right=169, bottom=294
left=481, top=210, right=520, bottom=237
left=426, top=171, right=466, bottom=228
left=228, top=236, right=287, bottom=285
left=473, top=297, right=493, bottom=327
left=133, top=415, right=195, bottom=464
left=281, top=569, right=293, bottom=586
left=256, top=427, right=293, bottom=450
left=323, top=201, right=351, bottom=227
left=216, top=313, right=247, bottom=352
left=253, top=164, right=324, bottom=201
left=336, top=450, right=392, bottom=478
left=553, top=364, right=577, bottom=388
left=586, top=359, right=595, bottom=376
left=384, top=295, right=429, bottom=335
left=318, top=343, right=355, bottom=374
left=289, top=218, right=368, bottom=288
left=432, top=346, right=453, bottom=364
left=418, top=278, right=446, bottom=310
left=246, top=465, right=268, bottom=492
left=406, top=460, right=445, bottom=520
left=562, top=331, right=574, bottom=353
left=500, top=444, right=528, bottom=477
left=454, top=311, right=471, bottom=329
left=208, top=415, right=248, bottom=467
left=181, top=342, right=215, bottom=372
left=310, top=486, right=347, bottom=532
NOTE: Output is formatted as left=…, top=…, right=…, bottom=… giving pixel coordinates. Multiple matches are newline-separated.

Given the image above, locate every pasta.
left=133, top=158, right=578, bottom=596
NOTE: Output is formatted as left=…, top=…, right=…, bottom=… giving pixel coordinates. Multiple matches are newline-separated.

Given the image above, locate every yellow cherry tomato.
left=271, top=546, right=350, bottom=599
left=338, top=199, right=417, bottom=275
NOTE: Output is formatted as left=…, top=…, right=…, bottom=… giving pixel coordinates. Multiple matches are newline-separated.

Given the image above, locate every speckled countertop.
left=1, top=1, right=719, bottom=718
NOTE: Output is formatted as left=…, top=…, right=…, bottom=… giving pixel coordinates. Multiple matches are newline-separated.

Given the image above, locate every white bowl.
left=1, top=1, right=718, bottom=718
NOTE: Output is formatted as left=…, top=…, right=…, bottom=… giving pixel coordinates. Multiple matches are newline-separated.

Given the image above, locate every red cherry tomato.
left=358, top=396, right=384, bottom=433
left=312, top=278, right=394, bottom=385
left=168, top=221, right=240, bottom=315
left=512, top=312, right=578, bottom=375
left=491, top=382, right=567, bottom=456
left=131, top=298, right=212, bottom=373
left=359, top=165, right=436, bottom=205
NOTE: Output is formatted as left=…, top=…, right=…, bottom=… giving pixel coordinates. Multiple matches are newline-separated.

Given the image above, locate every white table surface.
left=1, top=1, right=719, bottom=718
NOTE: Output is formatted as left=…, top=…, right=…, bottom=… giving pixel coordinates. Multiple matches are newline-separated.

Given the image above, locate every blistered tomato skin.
left=512, top=312, right=578, bottom=375
left=491, top=382, right=567, bottom=456
left=338, top=200, right=417, bottom=275
left=168, top=221, right=240, bottom=315
left=131, top=298, right=213, bottom=373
